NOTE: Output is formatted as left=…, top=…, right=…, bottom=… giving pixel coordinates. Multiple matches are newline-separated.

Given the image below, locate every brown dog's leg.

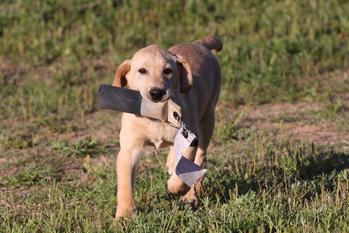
left=167, top=116, right=199, bottom=195
left=181, top=112, right=214, bottom=208
left=179, top=147, right=207, bottom=208
left=167, top=145, right=198, bottom=195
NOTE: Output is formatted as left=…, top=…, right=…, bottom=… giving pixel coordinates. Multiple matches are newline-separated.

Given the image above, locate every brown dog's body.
left=113, top=36, right=222, bottom=218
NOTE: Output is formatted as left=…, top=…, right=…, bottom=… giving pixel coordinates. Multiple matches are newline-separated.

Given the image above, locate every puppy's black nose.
left=149, top=88, right=166, bottom=101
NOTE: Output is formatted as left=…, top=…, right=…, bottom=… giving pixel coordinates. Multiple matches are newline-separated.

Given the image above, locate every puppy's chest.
left=142, top=118, right=178, bottom=148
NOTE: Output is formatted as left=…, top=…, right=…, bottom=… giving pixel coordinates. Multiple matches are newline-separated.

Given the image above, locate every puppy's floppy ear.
left=176, top=55, right=193, bottom=93
left=113, top=60, right=130, bottom=87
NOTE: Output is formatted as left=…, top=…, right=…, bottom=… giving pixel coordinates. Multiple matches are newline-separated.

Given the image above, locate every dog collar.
left=98, top=84, right=206, bottom=187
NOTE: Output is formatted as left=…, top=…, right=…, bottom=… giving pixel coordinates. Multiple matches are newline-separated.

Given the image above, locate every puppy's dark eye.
left=163, top=68, right=172, bottom=75
left=138, top=68, right=147, bottom=74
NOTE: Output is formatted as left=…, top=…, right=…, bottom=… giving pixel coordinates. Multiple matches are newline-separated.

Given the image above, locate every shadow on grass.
left=206, top=147, right=349, bottom=203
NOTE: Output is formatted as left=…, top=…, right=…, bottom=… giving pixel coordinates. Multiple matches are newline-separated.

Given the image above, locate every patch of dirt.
left=0, top=57, right=28, bottom=85
left=59, top=156, right=89, bottom=183
left=0, top=149, right=35, bottom=177
left=0, top=158, right=7, bottom=167
left=222, top=98, right=349, bottom=149
left=0, top=55, right=114, bottom=85
left=283, top=122, right=344, bottom=145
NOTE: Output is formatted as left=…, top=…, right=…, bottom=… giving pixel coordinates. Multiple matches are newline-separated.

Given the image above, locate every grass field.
left=1, top=0, right=349, bottom=232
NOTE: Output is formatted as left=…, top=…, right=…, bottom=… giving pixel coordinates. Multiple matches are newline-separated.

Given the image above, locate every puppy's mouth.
left=160, top=90, right=173, bottom=102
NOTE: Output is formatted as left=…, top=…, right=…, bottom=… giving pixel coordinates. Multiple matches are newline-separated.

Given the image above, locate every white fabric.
left=140, top=98, right=167, bottom=120
left=140, top=99, right=182, bottom=128
left=173, top=124, right=207, bottom=186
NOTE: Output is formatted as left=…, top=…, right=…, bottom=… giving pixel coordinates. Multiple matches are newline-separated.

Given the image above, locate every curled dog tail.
left=194, top=36, right=223, bottom=52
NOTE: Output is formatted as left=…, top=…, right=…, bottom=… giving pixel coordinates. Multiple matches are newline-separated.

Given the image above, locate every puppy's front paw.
left=180, top=189, right=199, bottom=210
left=115, top=206, right=134, bottom=219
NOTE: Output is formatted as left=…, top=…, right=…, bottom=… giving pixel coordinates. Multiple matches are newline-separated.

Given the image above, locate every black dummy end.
left=98, top=84, right=142, bottom=115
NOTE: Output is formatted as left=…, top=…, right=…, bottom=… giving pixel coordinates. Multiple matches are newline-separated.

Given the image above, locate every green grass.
left=1, top=137, right=349, bottom=232
left=1, top=0, right=349, bottom=104
left=1, top=0, right=349, bottom=232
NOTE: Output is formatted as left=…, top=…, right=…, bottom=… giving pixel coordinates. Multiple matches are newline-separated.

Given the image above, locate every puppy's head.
left=113, top=45, right=192, bottom=102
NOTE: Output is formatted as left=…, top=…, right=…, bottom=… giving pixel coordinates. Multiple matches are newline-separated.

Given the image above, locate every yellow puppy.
left=113, top=36, right=223, bottom=218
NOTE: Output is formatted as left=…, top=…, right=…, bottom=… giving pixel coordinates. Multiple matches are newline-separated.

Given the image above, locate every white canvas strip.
left=140, top=97, right=167, bottom=120
left=140, top=99, right=182, bottom=128
left=166, top=100, right=182, bottom=128
left=173, top=124, right=207, bottom=187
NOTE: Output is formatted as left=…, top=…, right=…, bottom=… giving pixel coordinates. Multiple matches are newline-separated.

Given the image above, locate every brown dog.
left=113, top=36, right=222, bottom=218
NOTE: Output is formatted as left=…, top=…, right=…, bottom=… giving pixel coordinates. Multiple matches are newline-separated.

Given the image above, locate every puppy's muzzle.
left=149, top=88, right=166, bottom=102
